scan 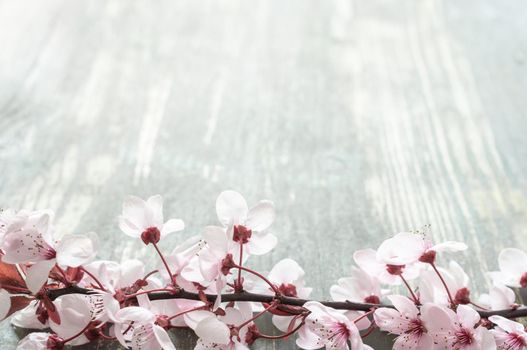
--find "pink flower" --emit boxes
[118,195,184,244]
[49,294,107,346]
[373,295,433,349]
[489,248,527,288]
[112,303,176,350]
[418,261,471,306]
[489,316,527,350]
[376,232,466,266]
[215,190,277,255]
[252,259,312,333]
[425,304,496,349]
[330,266,382,304]
[16,332,54,350]
[186,303,254,350]
[303,301,372,350]
[1,212,98,293]
[353,248,420,285]
[478,285,516,311]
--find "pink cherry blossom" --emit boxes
[16,332,54,350]
[376,232,466,266]
[49,294,106,346]
[425,304,496,349]
[118,195,184,244]
[373,295,433,349]
[1,213,98,294]
[112,304,176,350]
[330,266,382,304]
[215,190,277,255]
[353,248,420,285]
[303,301,372,350]
[489,316,527,350]
[478,284,516,311]
[489,248,527,288]
[186,303,254,350]
[11,301,49,329]
[418,261,471,306]
[253,259,312,333]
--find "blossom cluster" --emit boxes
[0,191,526,350]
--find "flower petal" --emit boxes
[387,295,418,319]
[56,232,98,267]
[499,248,527,277]
[456,305,480,328]
[267,259,304,285]
[153,324,176,350]
[195,316,231,344]
[247,232,277,255]
[246,200,275,232]
[0,289,11,321]
[161,219,184,237]
[146,195,164,227]
[489,315,526,333]
[216,191,248,226]
[26,260,55,294]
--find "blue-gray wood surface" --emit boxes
[1,0,526,348]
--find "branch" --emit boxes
[46,286,527,319]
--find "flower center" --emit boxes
[278,283,298,297]
[407,319,426,337]
[454,287,471,305]
[520,273,527,288]
[46,334,65,350]
[454,328,474,346]
[418,250,436,264]
[141,227,161,245]
[386,264,405,275]
[364,295,381,304]
[233,225,252,244]
[221,253,236,275]
[506,332,527,350]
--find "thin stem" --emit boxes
[80,267,107,291]
[237,242,244,291]
[430,263,454,306]
[54,264,68,280]
[152,242,176,286]
[237,300,278,330]
[63,321,93,343]
[143,269,159,280]
[399,275,419,304]
[257,320,305,340]
[167,305,207,321]
[361,325,376,339]
[352,309,375,324]
[234,265,279,295]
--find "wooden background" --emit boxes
[1,0,526,348]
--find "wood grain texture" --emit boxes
[1,0,526,348]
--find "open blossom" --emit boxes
[49,294,107,346]
[330,266,382,304]
[1,211,98,294]
[374,295,433,349]
[215,190,277,255]
[478,284,516,311]
[419,261,472,306]
[376,231,467,266]
[112,302,176,350]
[302,301,371,350]
[353,248,420,285]
[186,303,254,350]
[489,316,527,350]
[118,195,184,244]
[16,332,55,350]
[252,259,312,332]
[426,304,496,349]
[489,248,527,288]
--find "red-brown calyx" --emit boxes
[141,227,161,245]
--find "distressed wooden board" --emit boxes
[1,0,527,348]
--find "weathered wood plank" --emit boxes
[1,0,526,348]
